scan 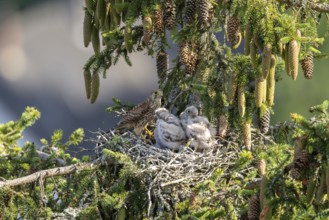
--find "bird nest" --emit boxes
[91,128,273,216]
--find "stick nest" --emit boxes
[91,127,273,216]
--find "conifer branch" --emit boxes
[0,161,99,188]
[278,0,329,13]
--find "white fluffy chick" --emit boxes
[154,108,187,151]
[180,106,215,150]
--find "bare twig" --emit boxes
[160,177,189,187]
[0,162,99,188]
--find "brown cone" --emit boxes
[248,194,261,220]
[291,148,309,180]
[143,16,152,45]
[227,15,240,47]
[164,0,176,30]
[156,50,169,80]
[179,41,190,65]
[185,52,197,75]
[153,5,164,35]
[198,0,209,26]
[184,0,196,24]
[301,53,313,79]
[259,108,270,134]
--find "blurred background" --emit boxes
[0,0,158,147]
[0,0,328,149]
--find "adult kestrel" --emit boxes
[180,106,215,150]
[116,90,163,136]
[154,108,187,151]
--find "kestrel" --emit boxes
[116,90,163,136]
[154,108,187,151]
[180,106,215,150]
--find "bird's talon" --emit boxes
[186,139,192,147]
[143,126,153,136]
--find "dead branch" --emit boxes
[0,161,99,188]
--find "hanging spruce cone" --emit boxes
[238,86,246,117]
[85,0,96,15]
[153,5,164,35]
[258,159,266,176]
[291,148,309,180]
[261,43,272,79]
[90,71,100,104]
[156,50,168,80]
[301,53,313,79]
[185,52,197,75]
[228,71,237,105]
[83,69,92,99]
[243,121,251,150]
[91,26,100,54]
[248,194,261,220]
[255,78,266,108]
[96,0,106,27]
[250,40,258,68]
[184,0,196,24]
[295,149,309,168]
[259,108,270,134]
[83,10,93,48]
[164,0,176,30]
[217,114,228,137]
[288,39,299,80]
[244,22,251,55]
[143,16,152,45]
[207,3,215,26]
[259,176,268,210]
[266,55,276,107]
[179,40,190,65]
[197,0,209,26]
[227,15,241,48]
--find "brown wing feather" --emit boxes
[116,99,152,129]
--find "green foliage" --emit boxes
[105,97,134,113]
[250,101,329,219]
[2,103,329,219]
[0,106,40,153]
[0,107,87,219]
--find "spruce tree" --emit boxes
[1,1,329,219]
